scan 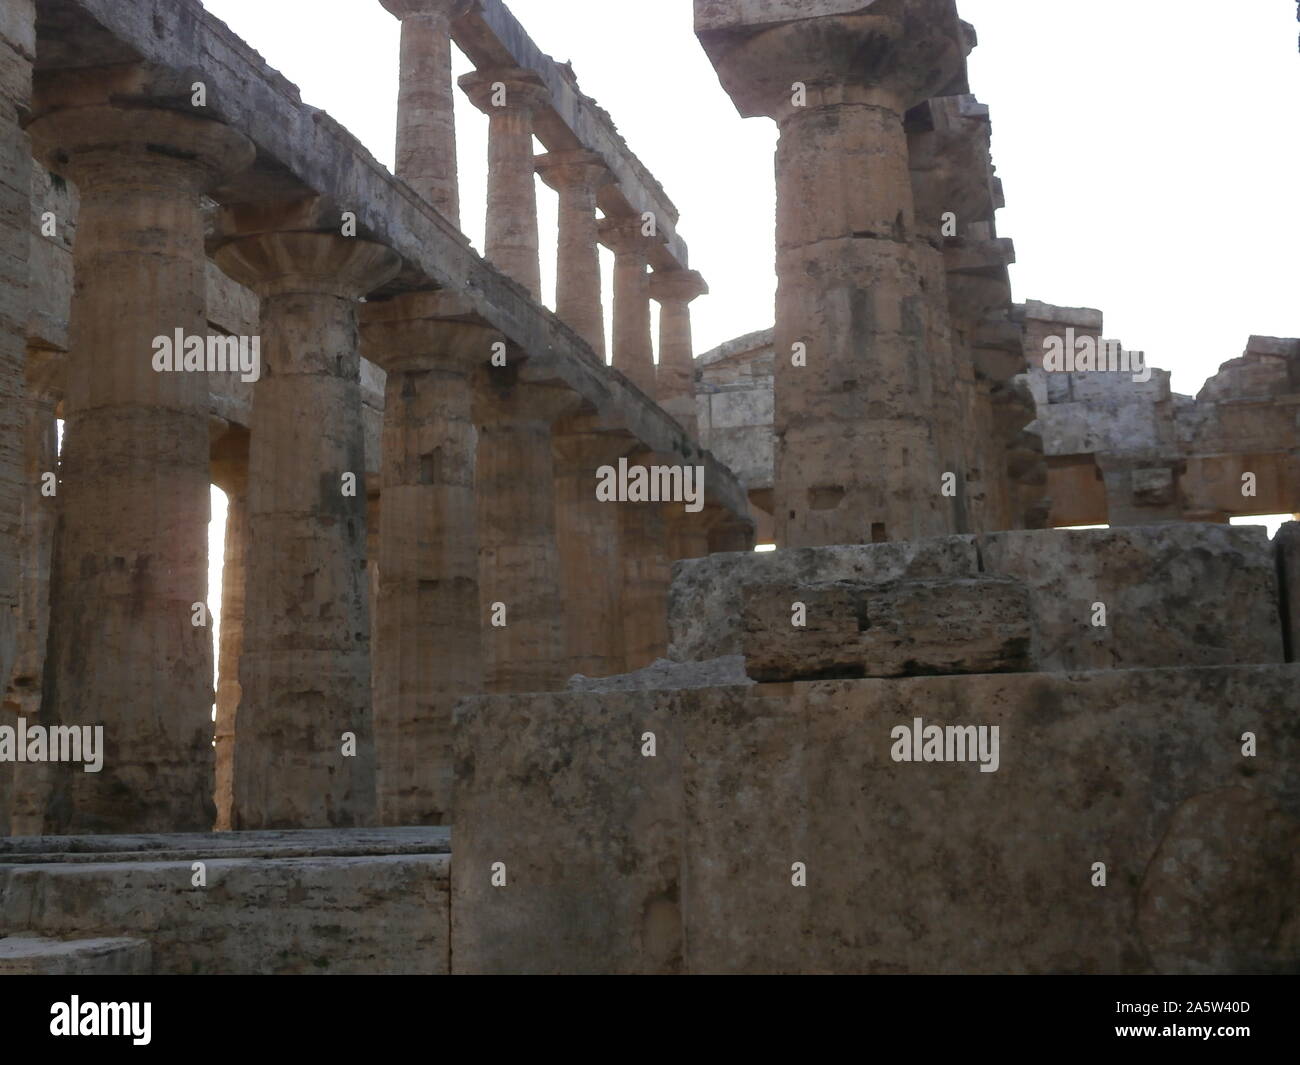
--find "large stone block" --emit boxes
[453,665,1300,974]
[0,935,151,975]
[741,576,1033,681]
[0,829,450,974]
[670,526,1285,672]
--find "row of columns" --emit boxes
[0,0,749,834]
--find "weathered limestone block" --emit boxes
[0,935,152,975]
[1137,788,1300,975]
[670,526,1286,672]
[27,104,254,834]
[0,831,451,974]
[454,664,1300,973]
[670,536,979,661]
[742,577,1032,681]
[452,691,685,974]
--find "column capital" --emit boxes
[598,215,662,260]
[535,149,614,194]
[212,231,401,300]
[360,289,503,374]
[649,268,709,306]
[459,68,551,117]
[378,0,469,22]
[700,3,966,123]
[26,105,254,191]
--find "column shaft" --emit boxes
[475,370,574,692]
[649,269,708,437]
[461,71,548,299]
[601,218,656,395]
[620,475,671,671]
[213,480,247,832]
[362,292,489,825]
[214,231,399,829]
[386,2,461,224]
[553,417,629,679]
[537,151,610,359]
[27,107,253,832]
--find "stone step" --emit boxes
[0,935,151,975]
[0,837,450,975]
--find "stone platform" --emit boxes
[0,828,450,974]
[453,664,1300,974]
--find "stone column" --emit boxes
[25,105,253,833]
[662,501,711,562]
[698,3,966,548]
[0,0,35,698]
[2,356,57,836]
[360,291,492,825]
[460,69,549,299]
[475,364,578,693]
[620,451,672,671]
[536,150,612,359]
[553,413,631,679]
[649,269,708,437]
[213,230,400,829]
[599,216,657,395]
[212,486,246,832]
[380,0,465,224]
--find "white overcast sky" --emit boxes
[199,0,1298,397]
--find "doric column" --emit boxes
[0,0,35,699]
[213,230,400,829]
[379,0,466,224]
[697,2,966,548]
[619,451,672,671]
[2,351,57,836]
[25,104,253,832]
[460,69,550,299]
[662,500,711,562]
[212,490,246,832]
[552,413,632,679]
[536,150,612,359]
[599,216,657,396]
[474,364,579,693]
[360,290,493,825]
[649,269,708,437]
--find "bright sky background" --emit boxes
[198,0,1298,399]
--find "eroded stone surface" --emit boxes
[454,664,1300,974]
[0,935,151,975]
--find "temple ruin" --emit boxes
[0,0,1296,975]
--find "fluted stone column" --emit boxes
[212,465,247,833]
[2,359,57,836]
[649,269,708,437]
[26,105,253,832]
[620,451,672,671]
[460,69,549,299]
[699,3,966,548]
[213,231,400,829]
[380,0,465,224]
[662,501,711,562]
[600,216,657,395]
[0,0,35,700]
[360,290,492,825]
[553,413,631,679]
[536,150,612,360]
[475,365,578,693]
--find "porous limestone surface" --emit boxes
[453,664,1300,974]
[670,525,1285,672]
[0,935,151,975]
